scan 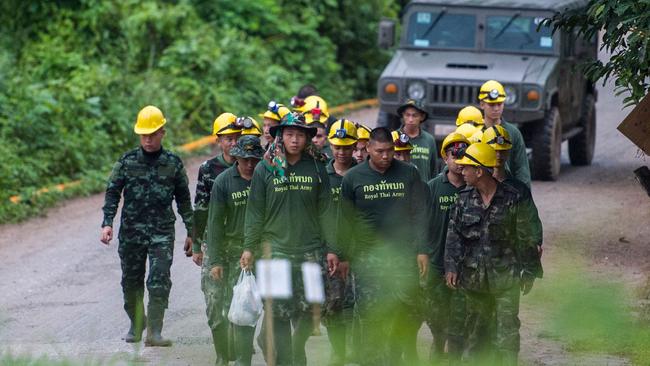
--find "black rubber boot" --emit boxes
[234,325,255,366]
[447,335,464,366]
[212,324,229,366]
[326,321,346,366]
[145,305,172,347]
[124,313,146,343]
[123,290,145,343]
[429,334,446,365]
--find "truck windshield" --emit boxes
[406,11,476,49]
[485,15,554,54]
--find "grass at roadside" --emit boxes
[528,254,650,364]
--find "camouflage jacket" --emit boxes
[193,154,232,252]
[444,181,542,293]
[101,147,193,235]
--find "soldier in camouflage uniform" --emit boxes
[243,112,331,366]
[206,135,264,366]
[191,112,242,362]
[444,143,543,365]
[100,105,193,347]
[336,127,431,365]
[483,125,543,257]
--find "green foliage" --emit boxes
[545,0,650,106]
[528,256,650,364]
[0,0,397,223]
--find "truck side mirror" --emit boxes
[378,19,396,49]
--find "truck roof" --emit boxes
[408,0,588,12]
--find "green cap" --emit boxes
[230,135,264,159]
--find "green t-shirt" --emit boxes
[324,159,356,246]
[399,128,438,182]
[243,153,331,256]
[336,159,431,267]
[501,120,531,188]
[427,167,465,275]
[325,159,357,203]
[206,164,252,266]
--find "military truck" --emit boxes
[376,0,597,180]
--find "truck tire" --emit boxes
[377,110,401,130]
[531,107,562,181]
[569,94,596,166]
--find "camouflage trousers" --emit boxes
[257,249,324,366]
[201,245,255,364]
[117,226,174,315]
[464,285,521,365]
[200,243,241,331]
[424,272,468,363]
[322,266,357,366]
[354,260,423,366]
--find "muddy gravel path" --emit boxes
[1,64,649,366]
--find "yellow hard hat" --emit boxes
[304,109,329,126]
[478,80,506,103]
[301,95,329,116]
[391,131,413,151]
[456,106,484,126]
[469,129,483,144]
[264,101,291,123]
[134,105,166,135]
[482,125,512,151]
[455,142,497,168]
[328,119,358,146]
[212,112,241,135]
[455,123,479,139]
[440,132,470,158]
[240,116,262,136]
[356,124,371,141]
[261,102,289,121]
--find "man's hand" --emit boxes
[192,252,203,266]
[100,226,113,245]
[326,253,340,277]
[184,237,193,257]
[521,275,535,295]
[445,272,458,289]
[417,254,429,279]
[240,250,254,270]
[210,266,224,281]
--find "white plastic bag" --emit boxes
[228,270,263,327]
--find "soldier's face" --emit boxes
[367,140,394,170]
[140,128,165,152]
[495,149,510,168]
[236,157,260,178]
[402,107,425,127]
[312,127,327,149]
[394,150,411,162]
[460,165,480,185]
[480,101,504,121]
[282,127,308,156]
[353,140,368,163]
[445,152,462,174]
[263,118,279,144]
[330,144,354,166]
[218,133,241,158]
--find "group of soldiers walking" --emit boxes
[100,80,543,366]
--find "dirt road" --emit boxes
[1,71,649,365]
